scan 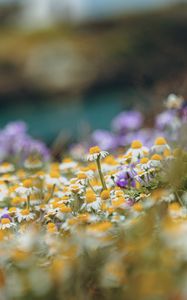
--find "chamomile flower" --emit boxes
[59,158,78,171]
[24,156,43,169]
[16,209,36,223]
[126,140,148,162]
[0,162,15,173]
[0,217,16,230]
[149,154,163,168]
[56,205,72,221]
[82,190,101,211]
[87,146,109,161]
[151,137,170,154]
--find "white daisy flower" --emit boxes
[148,154,163,168]
[24,157,43,169]
[151,137,170,154]
[126,140,149,162]
[87,146,109,161]
[16,209,36,223]
[59,159,78,171]
[0,162,15,173]
[0,217,16,230]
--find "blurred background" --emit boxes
[0,0,187,145]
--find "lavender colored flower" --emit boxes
[112,111,143,133]
[115,168,136,189]
[155,110,177,131]
[1,213,12,221]
[0,121,50,162]
[91,130,117,151]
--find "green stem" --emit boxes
[88,180,96,194]
[96,157,107,190]
[47,184,56,202]
[175,190,184,207]
[27,194,30,209]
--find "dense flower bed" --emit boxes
[0,95,187,300]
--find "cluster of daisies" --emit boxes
[0,136,175,231]
[0,128,187,299]
[0,92,187,299]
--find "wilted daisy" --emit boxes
[165,93,184,109]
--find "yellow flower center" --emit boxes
[151,154,162,161]
[1,218,10,225]
[131,140,143,149]
[9,207,17,213]
[154,137,167,146]
[21,209,30,216]
[1,162,11,168]
[86,191,96,203]
[60,206,71,213]
[23,179,33,188]
[133,202,143,212]
[63,158,72,163]
[100,189,110,200]
[77,173,87,180]
[104,155,117,165]
[112,197,125,207]
[169,202,181,211]
[89,146,101,155]
[140,157,149,164]
[50,171,60,178]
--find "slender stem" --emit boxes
[47,184,56,202]
[88,180,96,194]
[175,190,184,207]
[96,157,107,190]
[27,194,30,209]
[73,193,82,213]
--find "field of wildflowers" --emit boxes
[0,94,187,300]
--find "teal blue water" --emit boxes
[0,87,148,142]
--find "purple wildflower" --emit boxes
[1,214,12,221]
[91,130,117,151]
[155,110,177,131]
[0,121,50,162]
[115,168,136,189]
[112,111,143,133]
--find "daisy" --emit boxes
[126,140,148,162]
[149,154,163,168]
[82,190,101,211]
[0,162,15,173]
[87,146,109,162]
[24,156,43,169]
[151,137,170,154]
[16,209,36,223]
[136,157,150,171]
[56,205,72,221]
[59,158,78,171]
[0,217,16,230]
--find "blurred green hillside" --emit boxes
[0,3,187,142]
[0,4,187,95]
